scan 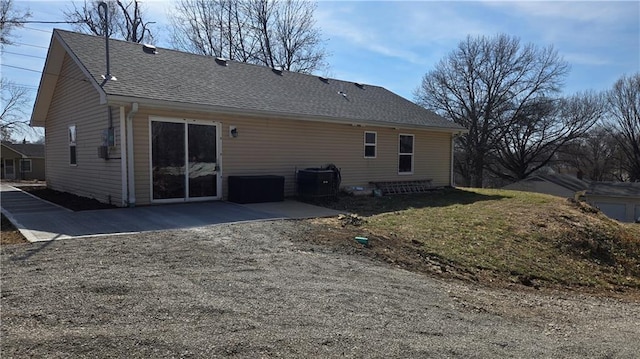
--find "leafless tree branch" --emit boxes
[415,34,569,187]
[63,0,154,43]
[169,0,326,74]
[606,73,640,181]
[0,78,39,141]
[0,0,31,47]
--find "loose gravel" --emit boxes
[2,220,639,358]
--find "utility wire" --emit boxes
[2,64,41,73]
[5,20,85,24]
[1,51,46,60]
[13,83,39,89]
[2,64,100,86]
[22,26,52,33]
[9,42,49,49]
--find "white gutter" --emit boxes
[126,103,138,207]
[119,106,127,206]
[105,95,469,134]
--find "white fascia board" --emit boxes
[105,95,468,134]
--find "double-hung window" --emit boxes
[69,125,77,165]
[364,131,377,158]
[398,134,414,174]
[19,159,32,172]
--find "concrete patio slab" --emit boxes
[1,184,343,242]
[241,200,344,219]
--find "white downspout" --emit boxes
[126,103,138,207]
[119,106,127,206]
[450,133,456,187]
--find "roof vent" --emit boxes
[319,76,329,83]
[142,44,157,54]
[338,91,348,99]
[272,66,283,75]
[215,57,228,66]
[354,82,365,89]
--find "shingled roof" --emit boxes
[31,29,465,132]
[1,142,45,158]
[587,182,640,198]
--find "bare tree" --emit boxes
[490,91,604,181]
[64,0,154,43]
[415,34,569,187]
[607,73,640,181]
[246,0,276,67]
[557,126,624,181]
[169,0,326,74]
[0,78,38,141]
[170,0,257,60]
[0,0,31,47]
[271,0,326,73]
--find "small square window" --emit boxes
[364,131,376,158]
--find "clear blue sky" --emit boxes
[2,1,639,141]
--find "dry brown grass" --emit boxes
[308,188,640,298]
[1,214,28,245]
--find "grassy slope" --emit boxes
[320,188,640,293]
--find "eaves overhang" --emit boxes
[105,94,468,134]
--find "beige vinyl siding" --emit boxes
[14,158,45,181]
[44,54,123,205]
[130,107,453,205]
[0,147,19,179]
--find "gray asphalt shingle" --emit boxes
[55,29,464,131]
[1,142,45,158]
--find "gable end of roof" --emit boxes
[30,29,107,127]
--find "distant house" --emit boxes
[29,29,466,207]
[505,174,640,223]
[586,182,640,223]
[503,173,589,199]
[0,141,45,181]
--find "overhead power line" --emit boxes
[2,64,98,86]
[5,20,85,24]
[1,64,42,73]
[9,42,49,49]
[22,26,52,33]
[2,51,46,60]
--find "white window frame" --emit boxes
[69,124,77,166]
[19,159,32,173]
[148,116,222,203]
[364,131,377,158]
[3,159,15,178]
[398,134,414,175]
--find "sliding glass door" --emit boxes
[188,124,218,198]
[151,118,220,202]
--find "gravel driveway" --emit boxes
[2,220,639,358]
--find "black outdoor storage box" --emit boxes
[228,175,285,204]
[297,168,337,199]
